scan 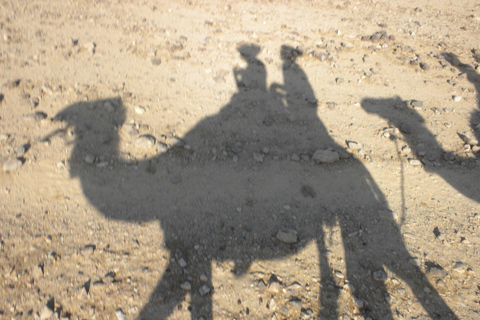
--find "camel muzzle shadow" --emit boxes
[53,44,459,320]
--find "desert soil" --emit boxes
[1,0,480,320]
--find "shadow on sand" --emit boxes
[53,44,460,319]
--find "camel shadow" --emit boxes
[53,44,458,319]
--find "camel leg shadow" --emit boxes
[137,257,213,320]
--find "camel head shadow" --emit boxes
[361,95,480,204]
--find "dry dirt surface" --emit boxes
[1,0,480,319]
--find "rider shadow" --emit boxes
[54,44,458,319]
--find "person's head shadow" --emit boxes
[51,44,459,320]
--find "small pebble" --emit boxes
[427,267,447,278]
[408,159,422,166]
[115,309,126,320]
[346,140,362,150]
[452,261,467,274]
[420,62,430,70]
[181,281,192,290]
[253,152,264,163]
[313,149,340,163]
[6,79,21,88]
[443,152,455,161]
[135,135,156,148]
[40,305,53,320]
[84,154,96,164]
[289,297,302,310]
[276,229,298,243]
[178,258,187,268]
[135,106,146,114]
[452,95,462,102]
[199,284,210,296]
[410,100,423,108]
[373,270,388,281]
[3,158,23,172]
[15,144,27,156]
[291,153,300,161]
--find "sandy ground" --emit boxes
[1,0,480,319]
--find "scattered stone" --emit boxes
[313,149,340,163]
[301,308,314,319]
[253,152,264,163]
[399,123,412,134]
[200,274,208,282]
[40,298,55,320]
[0,93,4,103]
[326,101,337,110]
[291,153,300,161]
[346,140,362,150]
[6,79,21,88]
[408,158,422,166]
[373,270,388,281]
[104,101,115,112]
[458,131,478,146]
[300,185,316,198]
[452,261,467,274]
[409,258,421,266]
[15,144,28,156]
[115,309,126,320]
[289,297,302,310]
[40,305,53,320]
[420,62,430,70]
[135,135,156,148]
[84,42,96,55]
[313,51,328,61]
[24,111,48,122]
[427,267,447,278]
[3,158,23,172]
[335,77,344,84]
[268,275,281,293]
[276,229,298,244]
[363,30,388,42]
[452,95,462,102]
[410,100,423,108]
[199,284,211,296]
[443,152,455,161]
[178,258,187,268]
[436,279,446,288]
[135,106,146,114]
[343,283,355,293]
[402,145,412,153]
[84,154,96,164]
[151,58,162,65]
[353,297,364,308]
[156,143,168,154]
[33,265,44,279]
[181,281,192,290]
[288,281,302,290]
[81,244,96,256]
